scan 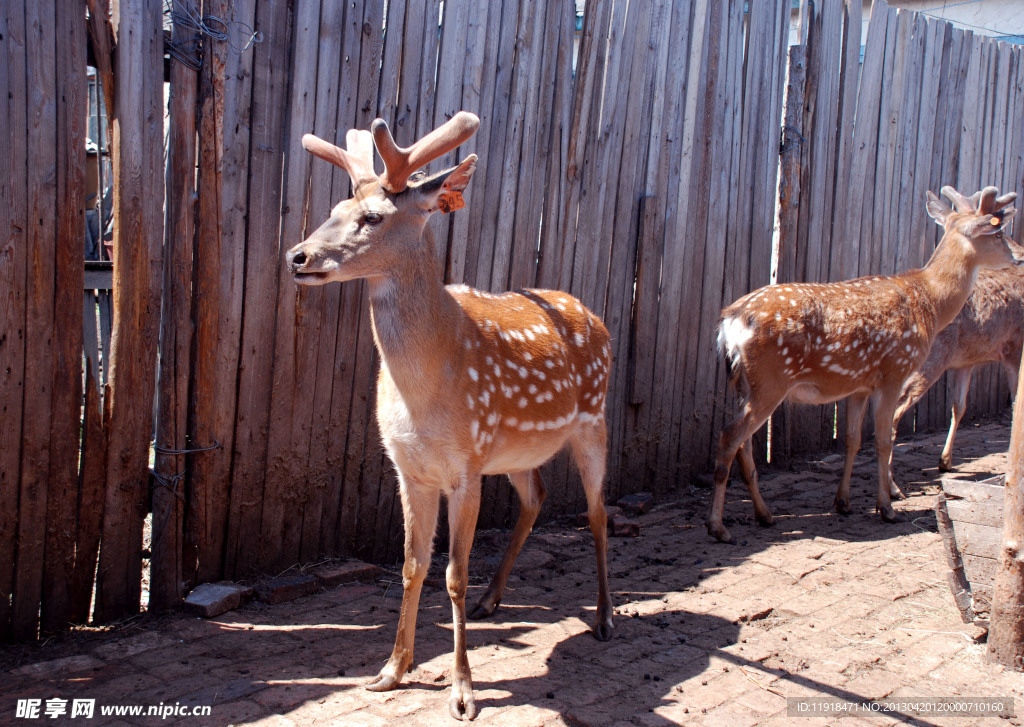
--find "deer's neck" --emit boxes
[367,231,464,411]
[918,232,982,332]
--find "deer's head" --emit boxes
[287,112,479,285]
[926,185,1023,270]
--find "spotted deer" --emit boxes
[286,112,613,720]
[891,264,1024,474]
[709,186,1021,544]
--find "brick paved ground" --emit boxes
[3,414,1024,726]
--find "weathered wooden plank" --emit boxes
[503,0,551,292]
[0,0,28,641]
[225,0,292,576]
[321,0,386,559]
[946,498,1004,530]
[535,0,577,292]
[845,2,888,278]
[150,7,199,613]
[42,0,87,632]
[643,0,707,489]
[307,0,379,563]
[430,0,472,283]
[556,0,611,297]
[187,0,249,583]
[963,552,998,586]
[860,5,899,278]
[95,0,164,623]
[599,0,659,502]
[958,38,985,194]
[526,0,572,291]
[685,0,745,479]
[936,492,977,624]
[11,0,58,640]
[617,0,676,488]
[942,475,1005,500]
[890,14,925,276]
[772,42,808,465]
[826,0,863,284]
[657,0,727,490]
[269,0,345,573]
[260,0,323,571]
[952,519,1003,561]
[471,0,522,294]
[205,0,259,579]
[459,3,500,292]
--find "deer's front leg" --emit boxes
[446,475,482,720]
[367,474,440,692]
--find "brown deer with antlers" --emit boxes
[286,112,613,720]
[891,264,1024,475]
[708,186,1022,544]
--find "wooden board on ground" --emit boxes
[936,474,1005,628]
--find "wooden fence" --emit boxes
[2,0,1023,641]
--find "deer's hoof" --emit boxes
[365,672,402,693]
[468,599,499,621]
[449,684,477,721]
[878,505,903,523]
[592,620,614,642]
[707,521,734,544]
[938,456,953,472]
[834,497,852,516]
[756,511,775,527]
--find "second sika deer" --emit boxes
[892,264,1024,474]
[709,186,1021,544]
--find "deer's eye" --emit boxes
[363,212,383,225]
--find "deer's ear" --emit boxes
[967,207,1017,236]
[411,154,478,213]
[926,190,952,227]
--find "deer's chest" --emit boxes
[375,374,470,489]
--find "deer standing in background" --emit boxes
[709,186,1021,544]
[286,112,613,721]
[891,264,1024,475]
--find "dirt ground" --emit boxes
[3,413,1024,726]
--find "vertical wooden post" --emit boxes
[0,0,29,641]
[989,357,1024,668]
[150,10,199,612]
[94,0,165,623]
[41,0,87,633]
[771,43,806,467]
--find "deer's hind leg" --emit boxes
[872,390,903,523]
[736,438,773,527]
[939,367,973,472]
[570,420,614,642]
[469,469,546,620]
[834,392,869,515]
[708,395,778,544]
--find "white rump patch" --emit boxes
[718,315,754,369]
